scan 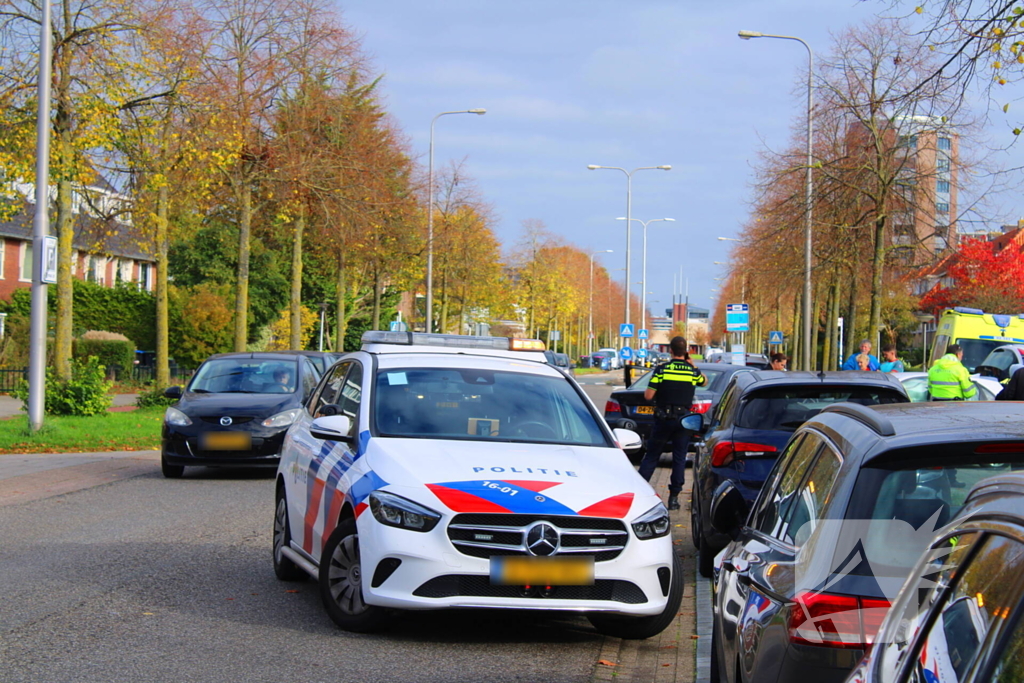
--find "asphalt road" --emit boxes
[0,377,655,683]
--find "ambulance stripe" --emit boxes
[578,492,634,519]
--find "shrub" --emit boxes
[12,356,113,416]
[136,385,177,408]
[74,331,136,377]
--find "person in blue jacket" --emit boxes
[841,339,880,371]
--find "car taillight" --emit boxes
[605,399,621,414]
[788,592,890,649]
[710,441,777,467]
[691,399,712,414]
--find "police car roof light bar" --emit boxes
[361,331,546,352]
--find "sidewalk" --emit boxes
[0,449,158,507]
[0,393,139,419]
[590,464,713,683]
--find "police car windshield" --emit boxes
[373,368,609,446]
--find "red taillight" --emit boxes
[605,399,621,414]
[691,399,712,414]
[788,592,890,649]
[975,443,1024,454]
[710,441,777,467]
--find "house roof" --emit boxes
[0,199,153,262]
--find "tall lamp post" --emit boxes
[617,216,674,341]
[588,250,613,355]
[738,29,814,370]
[587,164,671,341]
[426,108,486,333]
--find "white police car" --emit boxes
[272,332,682,638]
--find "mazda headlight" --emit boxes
[369,491,441,532]
[631,503,670,540]
[164,407,192,426]
[262,408,301,428]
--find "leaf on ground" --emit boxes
[285,589,300,593]
[690,634,700,639]
[598,660,617,667]
[142,612,154,615]
[662,664,672,667]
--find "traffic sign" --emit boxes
[731,343,746,367]
[619,323,634,338]
[637,328,649,340]
[619,346,633,361]
[636,348,648,359]
[726,303,749,332]
[768,330,784,345]
[389,320,408,332]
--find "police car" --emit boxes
[272,332,682,638]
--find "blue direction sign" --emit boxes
[619,346,633,361]
[619,323,635,338]
[768,330,784,345]
[637,328,649,340]
[389,320,408,332]
[636,348,648,359]
[726,303,750,332]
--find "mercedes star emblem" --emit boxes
[525,522,559,557]
[220,416,233,426]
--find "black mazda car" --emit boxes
[160,352,321,478]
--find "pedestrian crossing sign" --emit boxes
[768,330,784,345]
[638,329,649,340]
[619,324,634,338]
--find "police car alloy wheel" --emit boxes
[318,518,391,632]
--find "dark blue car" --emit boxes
[691,370,909,577]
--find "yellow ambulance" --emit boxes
[929,307,1024,372]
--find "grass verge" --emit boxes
[0,407,164,454]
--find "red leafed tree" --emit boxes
[919,238,1024,314]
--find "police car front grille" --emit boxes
[447,514,628,561]
[412,575,647,604]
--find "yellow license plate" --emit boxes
[490,556,595,586]
[635,405,655,415]
[201,432,252,450]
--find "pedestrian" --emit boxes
[856,353,873,371]
[928,344,977,400]
[638,335,707,511]
[842,339,880,370]
[996,366,1024,400]
[768,352,788,371]
[878,344,905,374]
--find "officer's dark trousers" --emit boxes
[638,417,690,494]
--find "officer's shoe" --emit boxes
[667,494,681,511]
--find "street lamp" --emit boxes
[426,108,486,333]
[588,250,613,355]
[717,236,742,242]
[587,164,671,339]
[739,29,814,370]
[616,216,674,341]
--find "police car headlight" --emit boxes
[631,503,671,540]
[369,491,441,532]
[262,409,301,428]
[164,407,192,426]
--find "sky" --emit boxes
[339,0,1024,323]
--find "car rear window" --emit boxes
[737,386,905,431]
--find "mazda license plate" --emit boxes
[635,405,654,415]
[201,432,252,450]
[490,556,594,586]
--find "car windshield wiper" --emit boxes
[218,390,258,394]
[191,388,211,393]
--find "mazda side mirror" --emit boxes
[710,480,749,540]
[164,386,183,400]
[310,415,354,442]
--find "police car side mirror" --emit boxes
[613,428,643,453]
[310,415,354,442]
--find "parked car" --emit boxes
[603,363,754,464]
[272,332,683,638]
[543,350,573,375]
[692,370,909,577]
[974,343,1024,382]
[706,352,771,369]
[593,347,621,370]
[289,350,344,376]
[161,352,322,477]
[848,469,1024,683]
[709,401,1024,683]
[893,371,998,402]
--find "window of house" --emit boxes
[938,137,952,150]
[118,259,131,283]
[71,250,77,276]
[139,263,152,291]
[937,202,950,214]
[94,256,106,285]
[937,180,950,193]
[0,240,6,280]
[19,241,32,281]
[937,157,951,171]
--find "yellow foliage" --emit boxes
[266,306,319,351]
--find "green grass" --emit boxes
[0,407,164,454]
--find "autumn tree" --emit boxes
[919,236,1024,312]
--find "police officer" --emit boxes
[928,344,977,400]
[638,335,707,511]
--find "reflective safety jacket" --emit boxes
[928,353,977,400]
[649,358,707,408]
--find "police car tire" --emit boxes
[273,490,307,582]
[319,518,391,632]
[161,453,184,479]
[587,552,683,640]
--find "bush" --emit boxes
[74,331,135,377]
[136,385,177,409]
[12,356,113,416]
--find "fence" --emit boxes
[0,364,193,391]
[0,368,26,393]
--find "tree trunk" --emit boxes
[233,183,251,351]
[439,270,449,334]
[791,289,802,370]
[289,208,304,349]
[869,215,886,348]
[845,272,858,360]
[155,185,170,387]
[823,281,835,375]
[334,250,346,351]
[371,267,381,331]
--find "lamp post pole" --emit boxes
[618,216,674,342]
[587,165,670,342]
[739,29,814,370]
[426,108,486,334]
[589,250,613,356]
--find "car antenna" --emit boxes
[818,369,827,380]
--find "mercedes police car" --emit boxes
[272,332,682,638]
